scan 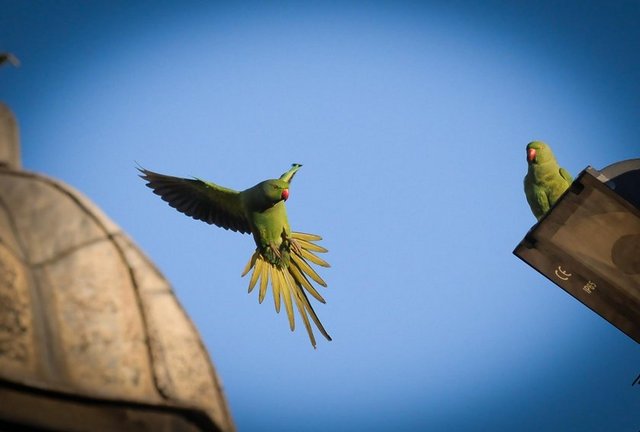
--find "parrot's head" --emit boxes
[526,141,554,165]
[266,163,302,203]
[261,179,291,204]
[252,164,302,209]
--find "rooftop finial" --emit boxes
[0,103,20,169]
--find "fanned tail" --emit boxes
[241,231,331,348]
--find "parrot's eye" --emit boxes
[281,189,289,201]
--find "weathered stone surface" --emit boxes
[0,173,108,265]
[38,238,155,399]
[0,196,25,260]
[114,234,234,429]
[0,243,34,377]
[0,103,234,431]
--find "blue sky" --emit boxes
[2,1,640,431]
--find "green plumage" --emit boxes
[139,163,331,348]
[523,141,573,220]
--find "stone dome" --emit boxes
[0,103,234,431]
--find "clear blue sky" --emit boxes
[2,1,640,431]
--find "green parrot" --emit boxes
[139,164,331,348]
[524,141,573,220]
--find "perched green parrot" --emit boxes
[524,141,573,220]
[139,164,331,348]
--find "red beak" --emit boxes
[527,148,536,162]
[281,189,289,201]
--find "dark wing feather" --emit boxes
[139,167,251,234]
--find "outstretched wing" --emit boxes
[138,167,251,234]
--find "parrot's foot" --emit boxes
[241,230,332,348]
[280,229,303,257]
[269,244,282,259]
[287,236,303,257]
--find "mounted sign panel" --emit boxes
[514,159,640,343]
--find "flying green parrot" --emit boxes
[524,141,573,220]
[139,164,331,348]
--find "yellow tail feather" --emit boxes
[288,263,325,303]
[299,248,330,268]
[258,260,269,304]
[242,251,258,277]
[277,269,295,331]
[290,253,327,287]
[294,238,328,253]
[289,273,316,348]
[248,254,262,293]
[267,265,280,313]
[291,231,322,242]
[241,234,331,348]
